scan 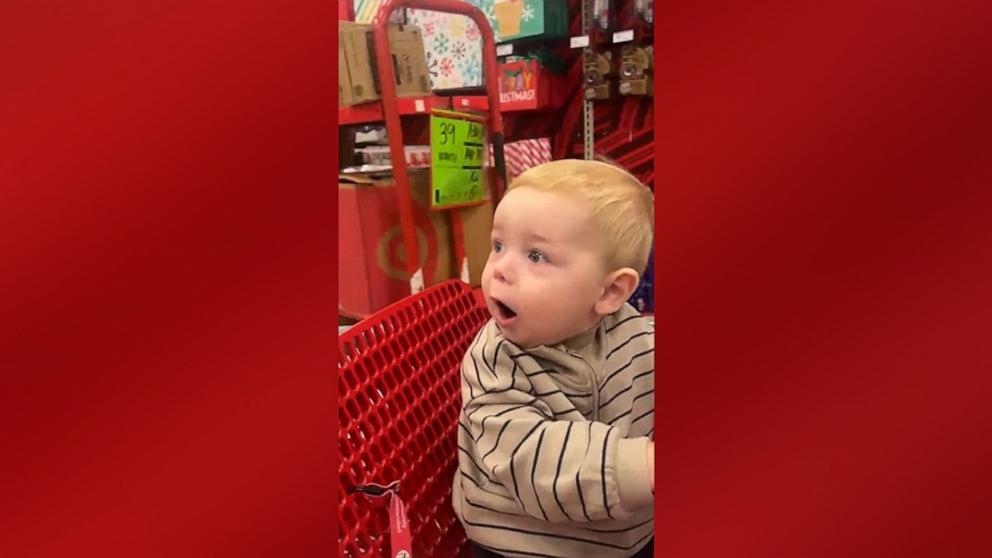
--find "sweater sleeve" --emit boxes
[460,326,652,523]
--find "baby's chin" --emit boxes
[497,327,536,348]
[498,328,527,346]
[500,328,562,350]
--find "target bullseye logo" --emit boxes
[377,225,430,281]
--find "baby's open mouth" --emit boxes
[494,299,517,320]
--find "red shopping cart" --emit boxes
[339,280,490,557]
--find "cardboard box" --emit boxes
[339,169,492,318]
[339,21,380,105]
[460,192,494,285]
[387,26,431,97]
[338,22,431,106]
[338,42,355,106]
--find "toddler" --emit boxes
[452,159,655,558]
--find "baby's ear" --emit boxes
[595,268,641,316]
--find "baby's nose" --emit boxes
[493,260,514,283]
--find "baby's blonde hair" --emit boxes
[507,159,654,275]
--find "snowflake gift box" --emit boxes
[406,8,484,90]
[350,0,566,90]
[351,0,482,90]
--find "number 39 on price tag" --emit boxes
[430,110,487,209]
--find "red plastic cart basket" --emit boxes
[339,280,490,557]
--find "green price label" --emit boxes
[430,113,486,209]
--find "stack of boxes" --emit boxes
[338,21,431,106]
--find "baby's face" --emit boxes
[482,187,609,348]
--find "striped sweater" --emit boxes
[452,304,654,558]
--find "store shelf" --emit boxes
[453,95,568,113]
[340,96,444,125]
[339,95,451,125]
[451,96,490,111]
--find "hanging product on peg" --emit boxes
[594,0,613,31]
[583,49,617,100]
[619,44,653,97]
[635,0,653,24]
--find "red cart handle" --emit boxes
[371,0,508,294]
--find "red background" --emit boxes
[2,0,991,557]
[0,1,337,556]
[655,1,992,556]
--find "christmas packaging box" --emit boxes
[351,0,406,24]
[406,9,484,90]
[484,0,568,43]
[498,137,552,180]
[398,1,568,90]
[497,58,565,111]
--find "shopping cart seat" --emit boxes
[339,280,491,557]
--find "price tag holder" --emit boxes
[496,44,513,56]
[430,110,487,209]
[570,35,590,48]
[612,29,634,43]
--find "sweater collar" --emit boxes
[525,318,607,372]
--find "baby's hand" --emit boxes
[647,440,654,493]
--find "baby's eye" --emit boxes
[528,249,548,263]
[493,240,504,253]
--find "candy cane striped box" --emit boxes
[497,137,552,180]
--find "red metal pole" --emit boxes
[339,0,353,20]
[372,0,506,147]
[372,0,505,294]
[371,3,420,293]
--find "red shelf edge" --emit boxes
[339,95,452,125]
[340,94,562,125]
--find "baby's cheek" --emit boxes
[479,273,491,296]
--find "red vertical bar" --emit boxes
[339,0,353,20]
[372,1,423,293]
[371,0,506,293]
[451,210,467,283]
